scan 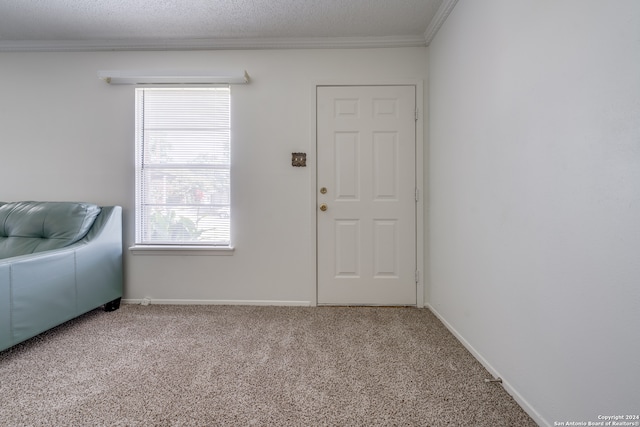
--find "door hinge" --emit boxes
[415,188,419,202]
[415,270,420,283]
[415,109,419,121]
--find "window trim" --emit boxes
[129,245,235,256]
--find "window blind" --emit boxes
[135,87,231,245]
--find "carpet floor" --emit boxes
[0,304,536,426]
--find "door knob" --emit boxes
[319,204,328,211]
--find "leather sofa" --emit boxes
[0,201,123,352]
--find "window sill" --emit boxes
[129,245,235,256]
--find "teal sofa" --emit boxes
[0,201,123,352]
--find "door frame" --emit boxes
[309,80,425,307]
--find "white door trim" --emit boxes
[309,80,425,307]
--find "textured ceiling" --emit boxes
[0,0,451,50]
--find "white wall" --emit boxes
[428,0,640,425]
[0,47,427,304]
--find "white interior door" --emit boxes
[317,85,417,305]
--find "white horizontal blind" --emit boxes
[135,87,231,245]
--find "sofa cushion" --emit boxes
[0,202,101,259]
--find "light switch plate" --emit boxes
[292,152,306,167]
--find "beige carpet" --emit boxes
[0,305,535,426]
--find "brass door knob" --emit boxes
[320,187,327,194]
[319,203,328,211]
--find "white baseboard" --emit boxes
[122,298,312,307]
[426,304,548,427]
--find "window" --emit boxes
[134,87,231,247]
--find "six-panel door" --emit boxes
[317,85,417,305]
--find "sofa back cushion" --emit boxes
[0,202,101,259]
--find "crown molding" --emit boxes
[424,0,459,46]
[0,35,428,52]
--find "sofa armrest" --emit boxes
[75,206,123,312]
